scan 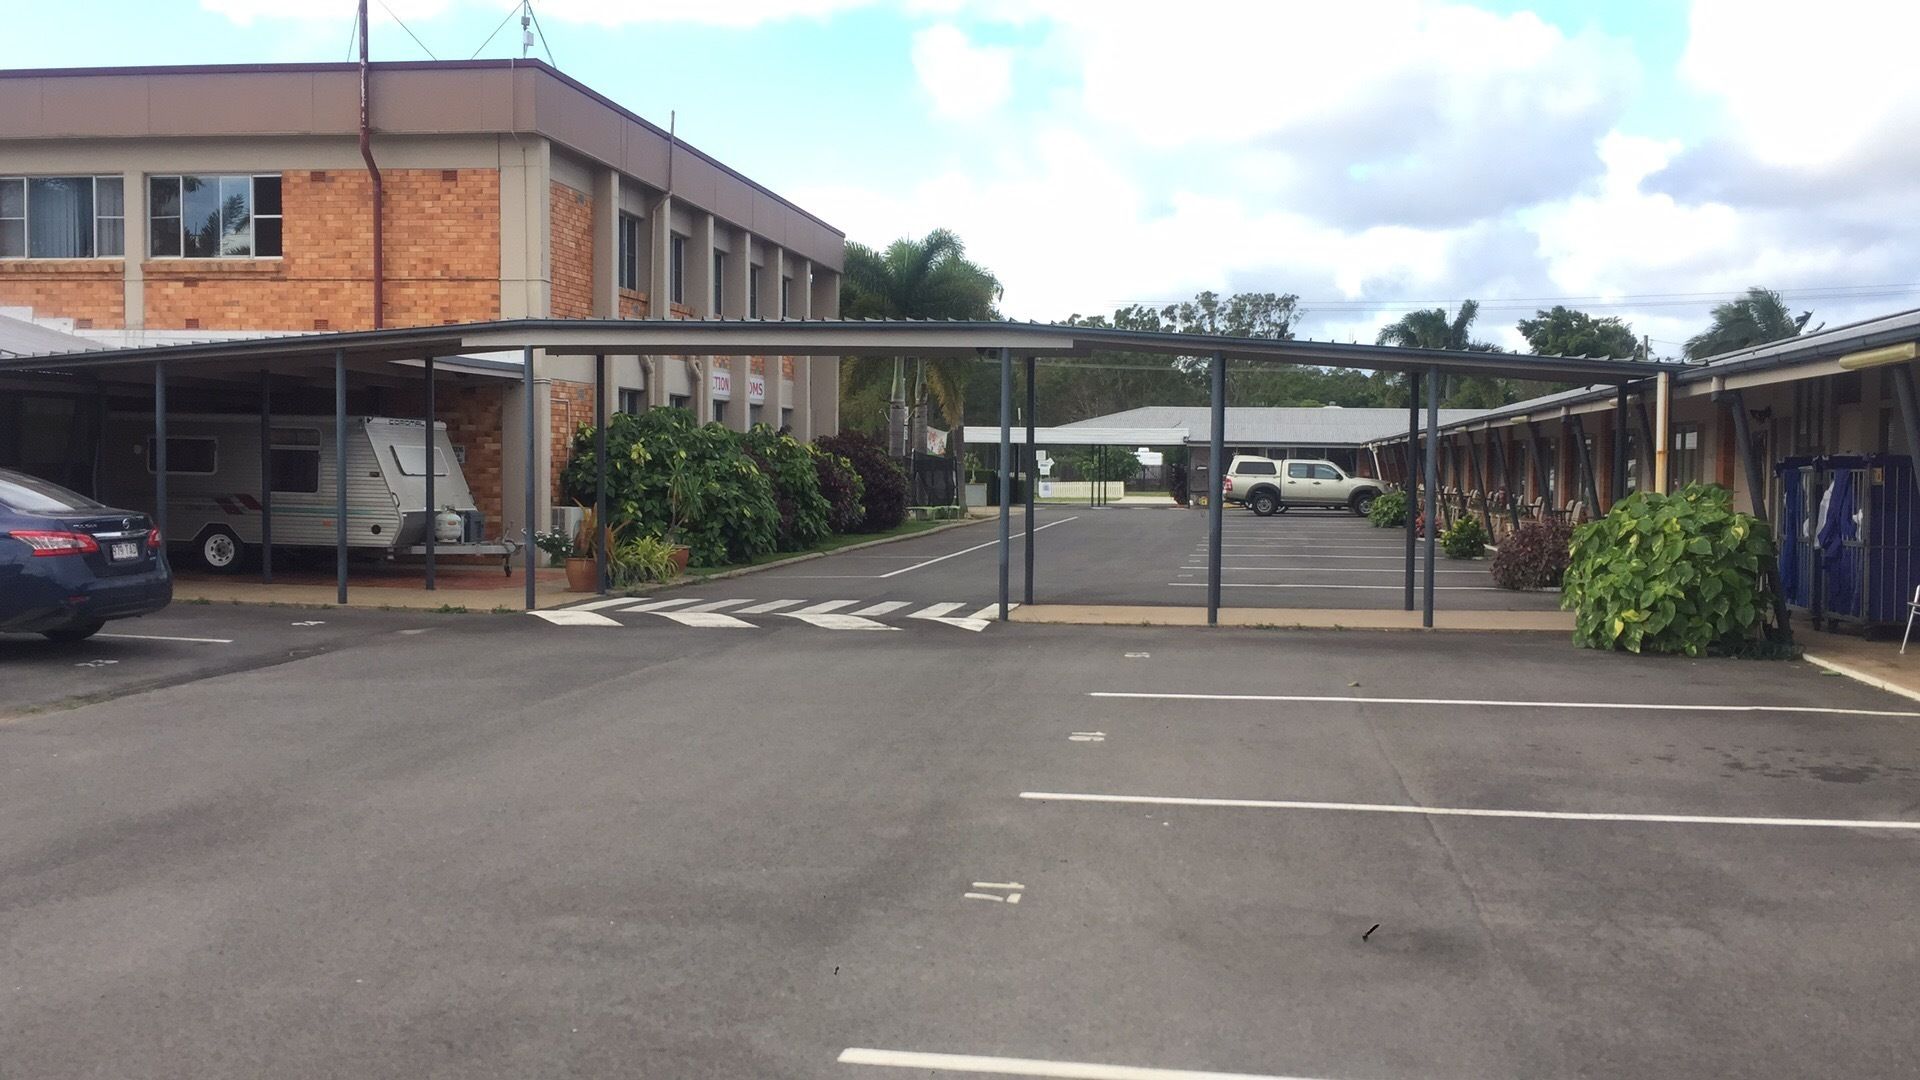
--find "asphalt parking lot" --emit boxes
[3,586,1919,1078]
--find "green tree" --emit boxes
[838,228,1003,504]
[1684,288,1814,361]
[1373,300,1516,407]
[1517,305,1640,359]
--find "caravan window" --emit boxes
[146,436,217,475]
[271,427,320,493]
[390,445,449,477]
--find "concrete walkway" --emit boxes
[1010,603,1575,631]
[1799,626,1920,703]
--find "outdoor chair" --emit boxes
[1903,585,1920,654]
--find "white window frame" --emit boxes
[0,175,125,259]
[617,212,642,292]
[147,173,282,260]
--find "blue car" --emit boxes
[1,468,172,642]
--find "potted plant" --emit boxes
[533,530,575,568]
[611,532,683,587]
[661,456,705,573]
[566,505,605,592]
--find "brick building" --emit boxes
[0,60,843,541]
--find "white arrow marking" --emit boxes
[653,610,756,628]
[618,597,698,613]
[850,600,911,617]
[738,599,804,614]
[527,609,622,626]
[683,598,752,612]
[905,601,996,632]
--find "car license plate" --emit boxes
[110,541,139,561]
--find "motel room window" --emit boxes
[780,407,793,431]
[618,388,646,415]
[617,212,642,292]
[713,251,727,314]
[669,393,691,411]
[145,436,218,475]
[269,428,321,494]
[0,176,125,258]
[712,400,727,425]
[748,265,762,318]
[669,235,687,305]
[149,174,282,258]
[749,403,763,426]
[1671,424,1702,487]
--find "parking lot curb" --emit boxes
[1803,653,1920,705]
[1008,604,1575,632]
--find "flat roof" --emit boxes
[0,318,1683,385]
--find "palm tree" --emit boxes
[840,228,1002,505]
[1684,288,1814,361]
[1375,300,1508,405]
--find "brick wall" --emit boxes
[549,379,595,499]
[0,260,124,327]
[550,181,592,319]
[618,288,649,318]
[443,383,505,538]
[141,168,500,331]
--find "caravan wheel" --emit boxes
[194,526,247,573]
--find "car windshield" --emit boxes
[0,471,107,514]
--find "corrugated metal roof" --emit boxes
[1057,406,1481,446]
[0,314,103,357]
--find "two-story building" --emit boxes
[0,59,843,542]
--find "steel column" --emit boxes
[1404,371,1419,611]
[1523,420,1547,507]
[259,370,272,584]
[153,362,167,542]
[523,346,537,611]
[1208,351,1225,626]
[1613,385,1628,510]
[1723,386,1793,641]
[424,353,436,591]
[1570,415,1601,516]
[1891,364,1920,503]
[334,348,348,605]
[1465,427,1492,535]
[1423,365,1439,627]
[1024,355,1035,606]
[998,347,1012,620]
[1490,429,1520,529]
[1635,391,1656,493]
[594,353,608,594]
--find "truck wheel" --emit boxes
[1249,490,1280,517]
[194,526,247,573]
[1351,490,1379,517]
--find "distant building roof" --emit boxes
[1056,405,1482,447]
[0,314,102,357]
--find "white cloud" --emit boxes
[534,0,878,28]
[910,24,1013,120]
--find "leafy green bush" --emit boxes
[741,424,831,551]
[1490,519,1573,590]
[1440,514,1487,558]
[816,431,908,532]
[610,532,683,587]
[1367,489,1408,528]
[1562,484,1779,656]
[814,449,867,533]
[559,407,779,568]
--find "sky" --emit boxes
[16,0,1920,355]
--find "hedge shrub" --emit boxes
[1562,484,1779,656]
[814,449,867,534]
[1441,514,1488,559]
[1367,489,1408,528]
[1490,519,1573,590]
[559,407,779,567]
[741,424,832,552]
[815,431,908,532]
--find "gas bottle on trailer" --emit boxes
[434,509,464,543]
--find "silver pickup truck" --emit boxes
[1222,455,1384,516]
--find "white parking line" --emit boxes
[878,517,1078,578]
[95,632,235,644]
[1088,690,1920,718]
[1180,566,1485,574]
[838,1047,1312,1079]
[1168,582,1503,591]
[1019,791,1920,831]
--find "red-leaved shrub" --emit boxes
[1490,519,1574,590]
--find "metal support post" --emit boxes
[259,370,272,584]
[1490,430,1520,529]
[1570,415,1601,516]
[1423,365,1439,628]
[1024,355,1035,606]
[1208,351,1225,626]
[1655,370,1672,493]
[334,348,348,605]
[523,347,537,611]
[424,353,436,591]
[998,347,1012,620]
[1523,420,1547,507]
[1465,427,1492,536]
[1613,384,1629,510]
[1404,371,1419,611]
[1722,386,1793,641]
[154,362,167,542]
[594,353,608,594]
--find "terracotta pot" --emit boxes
[669,545,691,574]
[564,557,598,592]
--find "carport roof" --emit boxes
[0,317,1682,384]
[1054,405,1485,446]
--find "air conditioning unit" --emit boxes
[550,505,583,539]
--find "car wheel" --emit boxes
[1351,490,1378,516]
[43,619,105,643]
[195,526,246,573]
[1249,490,1280,517]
